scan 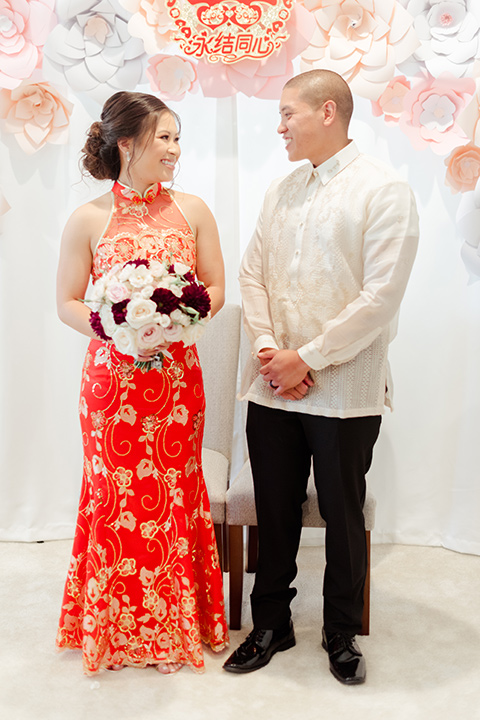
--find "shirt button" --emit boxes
[299,222,304,228]
[307,197,312,202]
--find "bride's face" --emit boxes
[125,112,181,187]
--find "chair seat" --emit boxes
[202,447,229,524]
[226,460,376,529]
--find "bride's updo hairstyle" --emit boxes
[81,91,179,181]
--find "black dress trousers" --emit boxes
[246,401,381,636]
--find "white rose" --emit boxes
[148,260,168,278]
[158,313,172,328]
[99,305,117,337]
[119,264,135,282]
[140,285,154,298]
[163,323,183,343]
[173,261,191,276]
[128,265,154,288]
[126,297,157,329]
[181,321,206,346]
[90,277,107,302]
[170,308,190,327]
[112,326,137,357]
[106,282,130,303]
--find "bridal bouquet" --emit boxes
[86,259,211,371]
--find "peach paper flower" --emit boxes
[119,0,175,53]
[197,2,315,99]
[299,0,419,101]
[371,74,410,123]
[0,79,73,153]
[445,142,480,193]
[0,0,56,89]
[399,71,475,154]
[147,54,197,100]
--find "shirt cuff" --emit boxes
[298,342,329,371]
[253,335,279,357]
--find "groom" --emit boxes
[223,69,419,684]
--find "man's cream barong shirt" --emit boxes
[239,142,419,418]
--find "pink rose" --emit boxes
[163,323,183,343]
[137,323,165,350]
[445,143,480,194]
[106,282,130,303]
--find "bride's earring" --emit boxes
[126,151,131,163]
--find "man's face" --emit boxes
[277,87,328,166]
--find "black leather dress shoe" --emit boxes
[322,628,366,685]
[223,621,295,673]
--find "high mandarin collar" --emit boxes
[112,181,164,204]
[305,141,360,186]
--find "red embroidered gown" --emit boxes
[56,181,229,674]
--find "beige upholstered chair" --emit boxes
[226,460,376,634]
[196,303,241,570]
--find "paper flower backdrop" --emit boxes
[456,181,480,276]
[0,78,73,153]
[299,0,419,101]
[120,0,175,53]
[196,3,314,99]
[0,0,56,89]
[42,0,145,104]
[147,54,197,100]
[398,0,480,78]
[445,142,480,193]
[398,71,474,154]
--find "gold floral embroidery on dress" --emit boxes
[56,184,229,674]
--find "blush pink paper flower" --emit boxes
[0,79,73,153]
[444,142,480,194]
[119,0,175,53]
[371,74,411,123]
[0,0,57,89]
[197,2,314,99]
[299,0,419,101]
[146,54,197,100]
[399,71,475,154]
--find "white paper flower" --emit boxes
[42,0,145,105]
[398,0,480,78]
[299,0,420,101]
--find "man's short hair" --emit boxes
[284,70,354,128]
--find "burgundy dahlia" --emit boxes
[151,288,180,314]
[125,259,149,267]
[89,311,110,341]
[112,299,129,324]
[181,283,211,318]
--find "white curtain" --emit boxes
[1,89,479,555]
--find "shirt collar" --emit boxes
[305,141,359,186]
[112,181,163,204]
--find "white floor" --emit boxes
[1,540,480,720]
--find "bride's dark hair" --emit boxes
[81,91,180,181]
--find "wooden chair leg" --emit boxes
[228,525,244,630]
[246,525,258,573]
[214,523,224,572]
[222,522,229,573]
[359,530,371,636]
